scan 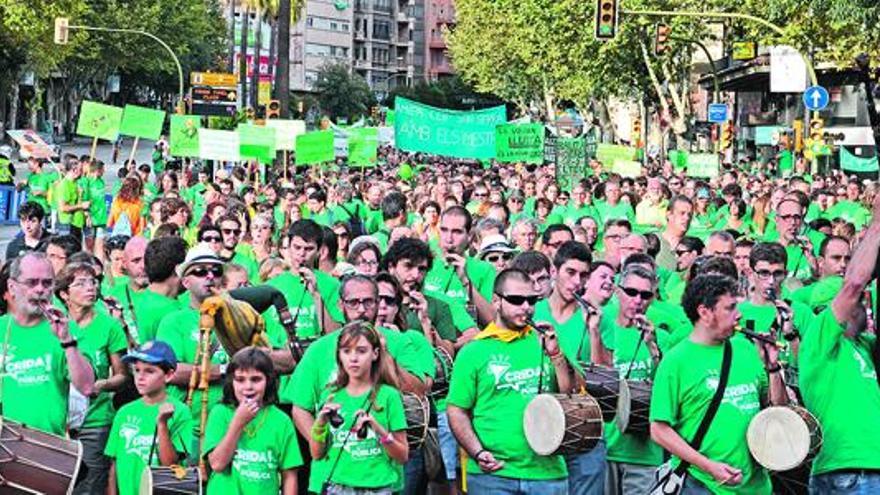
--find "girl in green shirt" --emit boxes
[204,347,302,495]
[310,321,409,494]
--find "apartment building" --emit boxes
[424,0,454,81]
[351,0,423,91]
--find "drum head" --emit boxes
[523,394,565,456]
[615,379,631,433]
[139,467,153,495]
[747,406,812,471]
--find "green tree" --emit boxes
[313,63,376,122]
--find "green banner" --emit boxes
[386,109,395,127]
[595,143,637,169]
[556,137,588,191]
[393,97,506,159]
[841,147,879,173]
[76,101,123,141]
[169,115,201,157]
[584,129,599,161]
[494,123,544,163]
[755,126,786,146]
[295,130,335,165]
[687,153,720,178]
[348,127,379,167]
[238,124,277,163]
[668,149,689,169]
[119,104,166,140]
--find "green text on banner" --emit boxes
[393,97,506,160]
[495,124,544,164]
[119,105,166,140]
[169,115,202,157]
[76,101,123,141]
[295,130,335,165]
[556,137,588,191]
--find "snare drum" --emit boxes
[0,420,82,495]
[139,465,203,495]
[617,379,653,435]
[580,364,621,423]
[747,405,823,472]
[430,347,454,398]
[402,392,430,451]
[523,393,604,456]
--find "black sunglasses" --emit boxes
[496,293,540,306]
[202,235,222,243]
[619,286,654,300]
[187,266,224,278]
[222,228,242,236]
[378,295,399,306]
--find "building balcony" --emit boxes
[428,36,446,48]
[396,11,411,22]
[430,63,453,75]
[435,13,456,24]
[355,31,367,41]
[354,59,369,68]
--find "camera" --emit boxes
[328,410,344,428]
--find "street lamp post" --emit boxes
[54,19,186,114]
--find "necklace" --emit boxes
[244,408,268,439]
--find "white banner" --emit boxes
[198,129,240,161]
[770,45,807,93]
[265,119,305,151]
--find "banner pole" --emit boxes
[127,136,140,166]
[88,136,99,164]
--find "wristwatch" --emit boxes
[60,339,78,349]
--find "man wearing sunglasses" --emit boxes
[447,268,575,494]
[662,236,704,305]
[738,242,811,369]
[155,243,229,458]
[768,196,821,286]
[604,265,670,494]
[215,213,258,280]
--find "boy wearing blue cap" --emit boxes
[104,341,194,495]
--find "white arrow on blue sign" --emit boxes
[803,86,829,111]
[707,103,729,123]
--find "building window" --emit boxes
[307,16,351,32]
[373,21,390,40]
[306,43,350,58]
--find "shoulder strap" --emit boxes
[677,340,732,473]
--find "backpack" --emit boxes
[340,203,367,238]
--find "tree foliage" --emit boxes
[313,63,376,122]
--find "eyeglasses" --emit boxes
[484,253,513,263]
[357,259,379,267]
[619,286,655,300]
[777,214,804,222]
[222,228,242,236]
[755,269,786,280]
[496,293,540,306]
[70,278,99,289]
[253,224,271,231]
[378,295,399,306]
[202,235,222,243]
[187,266,224,278]
[15,278,54,289]
[342,297,378,309]
[473,192,488,198]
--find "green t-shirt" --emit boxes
[230,248,261,284]
[422,256,496,305]
[83,176,109,226]
[124,288,182,344]
[446,332,568,480]
[70,311,128,428]
[316,385,407,490]
[403,293,467,342]
[0,316,71,435]
[533,300,596,367]
[265,271,344,338]
[650,336,771,494]
[604,321,670,466]
[203,404,303,494]
[104,397,193,495]
[27,170,58,215]
[595,200,635,226]
[738,299,812,367]
[799,308,880,475]
[155,307,230,436]
[57,177,85,227]
[825,200,871,230]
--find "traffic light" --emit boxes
[809,117,825,142]
[632,118,642,140]
[267,99,281,119]
[371,106,379,120]
[595,0,619,41]
[792,119,804,153]
[54,18,69,45]
[720,122,734,149]
[654,24,671,55]
[245,107,256,121]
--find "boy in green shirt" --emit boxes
[56,156,90,241]
[105,341,193,495]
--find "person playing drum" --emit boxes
[798,193,880,494]
[447,268,576,494]
[602,264,671,494]
[105,341,193,495]
[533,241,610,495]
[203,347,303,495]
[650,274,788,494]
[309,321,409,495]
[1,252,96,435]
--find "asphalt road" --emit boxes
[1,137,156,261]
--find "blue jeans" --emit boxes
[565,440,607,495]
[810,471,880,494]
[467,473,568,495]
[403,447,425,495]
[72,426,111,494]
[437,410,459,480]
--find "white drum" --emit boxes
[523,393,604,456]
[746,406,823,472]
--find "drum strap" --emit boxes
[676,340,732,475]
